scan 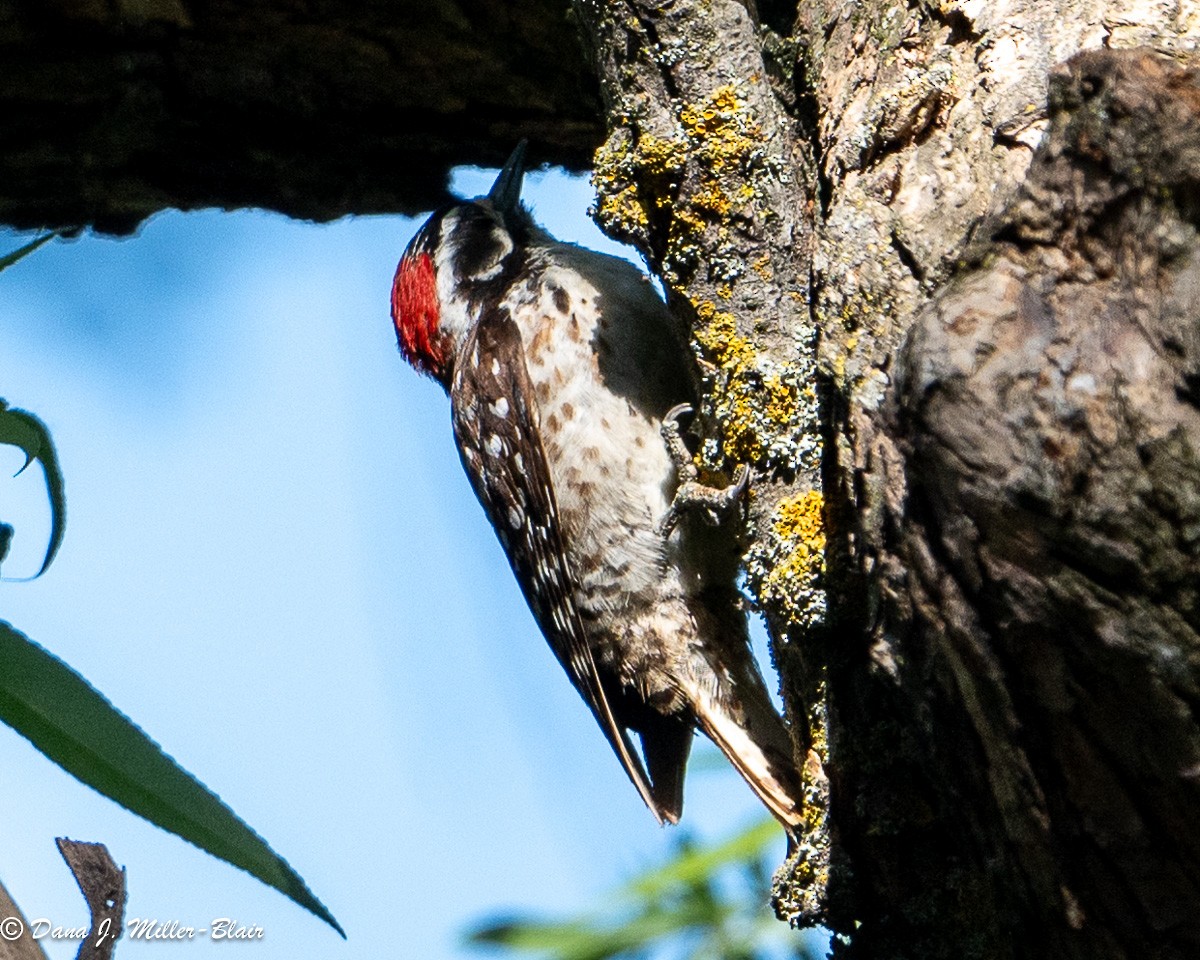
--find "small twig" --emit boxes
[55,840,125,960]
[0,877,50,960]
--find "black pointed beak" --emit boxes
[486,140,528,216]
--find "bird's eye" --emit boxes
[453,209,513,282]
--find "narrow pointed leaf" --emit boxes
[0,234,54,273]
[0,401,65,577]
[621,818,779,901]
[467,904,716,960]
[464,815,783,960]
[0,622,343,936]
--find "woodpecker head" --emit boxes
[391,141,540,387]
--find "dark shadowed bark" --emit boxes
[839,51,1200,959]
[0,0,602,232]
[3,1,1200,957]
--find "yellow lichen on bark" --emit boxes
[591,131,688,242]
[692,300,803,468]
[590,83,779,284]
[747,491,827,631]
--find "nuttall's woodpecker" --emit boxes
[390,143,803,830]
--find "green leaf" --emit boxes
[469,902,720,960]
[0,400,65,578]
[0,234,54,273]
[0,234,55,273]
[465,817,786,960]
[0,621,343,936]
[620,818,781,902]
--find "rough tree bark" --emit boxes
[572,5,1200,958]
[831,47,1200,960]
[0,0,603,231]
[3,1,1200,958]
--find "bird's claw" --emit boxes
[657,406,750,538]
[661,404,697,482]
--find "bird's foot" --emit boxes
[660,404,699,481]
[658,404,750,537]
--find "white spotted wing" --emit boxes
[449,304,665,821]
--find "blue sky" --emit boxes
[0,167,802,959]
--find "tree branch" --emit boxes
[0,0,602,233]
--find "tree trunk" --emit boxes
[573,2,1200,958]
[3,1,1200,956]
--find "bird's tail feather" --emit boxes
[638,713,694,824]
[693,688,805,831]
